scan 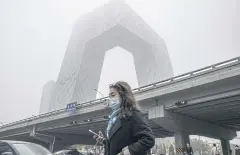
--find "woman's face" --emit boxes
[109,87,120,99]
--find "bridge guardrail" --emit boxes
[132,57,240,93]
[0,57,239,129]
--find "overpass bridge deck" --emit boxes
[167,93,240,130]
[39,118,173,138]
[0,56,240,140]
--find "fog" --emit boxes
[0,0,239,127]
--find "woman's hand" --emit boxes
[93,131,105,144]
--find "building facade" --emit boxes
[47,0,174,111]
[39,80,55,114]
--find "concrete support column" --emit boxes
[221,139,230,155]
[174,132,190,155]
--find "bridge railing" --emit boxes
[132,57,240,93]
[0,57,239,129]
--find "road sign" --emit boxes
[66,102,77,112]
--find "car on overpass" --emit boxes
[0,140,53,155]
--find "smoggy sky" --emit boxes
[0,0,239,129]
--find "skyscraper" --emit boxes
[39,80,55,114]
[47,0,174,112]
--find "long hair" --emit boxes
[109,81,139,118]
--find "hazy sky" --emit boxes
[0,0,239,129]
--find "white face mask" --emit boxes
[108,97,121,110]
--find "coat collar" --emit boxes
[108,116,123,140]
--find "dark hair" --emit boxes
[109,81,138,117]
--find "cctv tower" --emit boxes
[48,0,174,111]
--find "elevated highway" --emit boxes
[0,57,240,153]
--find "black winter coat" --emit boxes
[104,110,155,155]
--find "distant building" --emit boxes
[39,81,55,114]
[45,0,173,112]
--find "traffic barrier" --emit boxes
[175,148,185,153]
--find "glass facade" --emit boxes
[43,0,173,112]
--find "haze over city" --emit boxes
[0,0,239,144]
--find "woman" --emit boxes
[94,81,155,155]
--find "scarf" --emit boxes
[106,108,121,139]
